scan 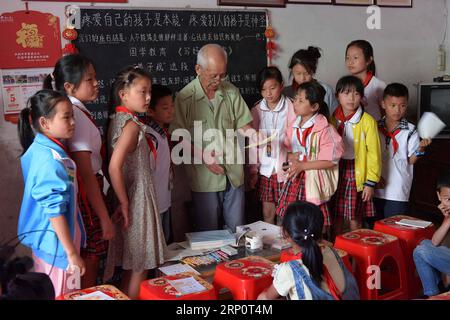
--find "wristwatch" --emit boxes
[415,150,426,157]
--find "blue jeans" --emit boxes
[413,239,450,296]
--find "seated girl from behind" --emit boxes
[258,201,359,300]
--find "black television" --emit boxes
[418,83,450,138]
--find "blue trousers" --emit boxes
[191,180,244,232]
[373,198,409,219]
[413,239,450,296]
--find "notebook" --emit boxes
[395,219,432,229]
[185,230,236,250]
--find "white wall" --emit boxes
[0,0,447,251]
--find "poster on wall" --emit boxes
[0,10,61,69]
[1,68,52,124]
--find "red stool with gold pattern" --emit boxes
[374,215,435,299]
[334,229,408,300]
[212,256,275,300]
[280,247,353,273]
[57,284,130,300]
[139,272,217,300]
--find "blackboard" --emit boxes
[74,8,268,133]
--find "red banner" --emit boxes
[0,10,61,69]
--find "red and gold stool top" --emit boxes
[219,256,275,279]
[427,291,450,300]
[58,284,130,300]
[340,229,397,246]
[378,215,434,230]
[145,272,213,297]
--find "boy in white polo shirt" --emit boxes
[143,84,175,244]
[374,83,431,218]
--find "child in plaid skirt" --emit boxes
[276,81,344,231]
[250,66,296,224]
[330,76,381,236]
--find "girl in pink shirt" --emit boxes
[277,81,344,232]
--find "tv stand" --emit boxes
[410,138,450,223]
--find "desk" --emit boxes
[193,245,281,278]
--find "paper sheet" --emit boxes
[395,219,432,229]
[167,277,206,295]
[73,291,115,300]
[158,263,200,275]
[417,112,446,139]
[236,221,282,245]
[165,242,209,261]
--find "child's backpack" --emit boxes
[288,247,360,300]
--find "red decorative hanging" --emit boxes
[62,28,78,41]
[265,25,277,66]
[62,43,78,55]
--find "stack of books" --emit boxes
[186,230,237,250]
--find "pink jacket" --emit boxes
[285,114,344,163]
[250,97,296,182]
[286,114,344,204]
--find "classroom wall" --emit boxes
[0,0,448,254]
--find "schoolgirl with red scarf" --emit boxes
[331,76,381,236]
[276,81,344,231]
[105,66,166,299]
[345,40,386,121]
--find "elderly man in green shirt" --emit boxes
[170,43,254,232]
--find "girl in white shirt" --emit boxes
[345,40,386,121]
[250,66,295,224]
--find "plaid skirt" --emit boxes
[79,174,108,259]
[257,174,283,203]
[276,172,331,226]
[333,159,376,220]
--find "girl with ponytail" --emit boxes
[258,201,359,300]
[45,54,115,289]
[276,81,344,233]
[17,89,86,297]
[345,40,386,120]
[284,46,338,113]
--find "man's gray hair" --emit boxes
[196,43,228,68]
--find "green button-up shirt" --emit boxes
[170,77,253,192]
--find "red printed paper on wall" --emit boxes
[0,10,61,69]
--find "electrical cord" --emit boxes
[1,229,59,277]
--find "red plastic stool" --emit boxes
[374,215,435,299]
[280,247,353,273]
[57,284,130,300]
[139,272,217,300]
[427,291,450,300]
[213,256,275,300]
[334,229,408,300]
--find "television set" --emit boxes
[418,83,450,138]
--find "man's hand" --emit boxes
[206,163,225,175]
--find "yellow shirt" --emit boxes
[170,77,253,192]
[331,111,381,192]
